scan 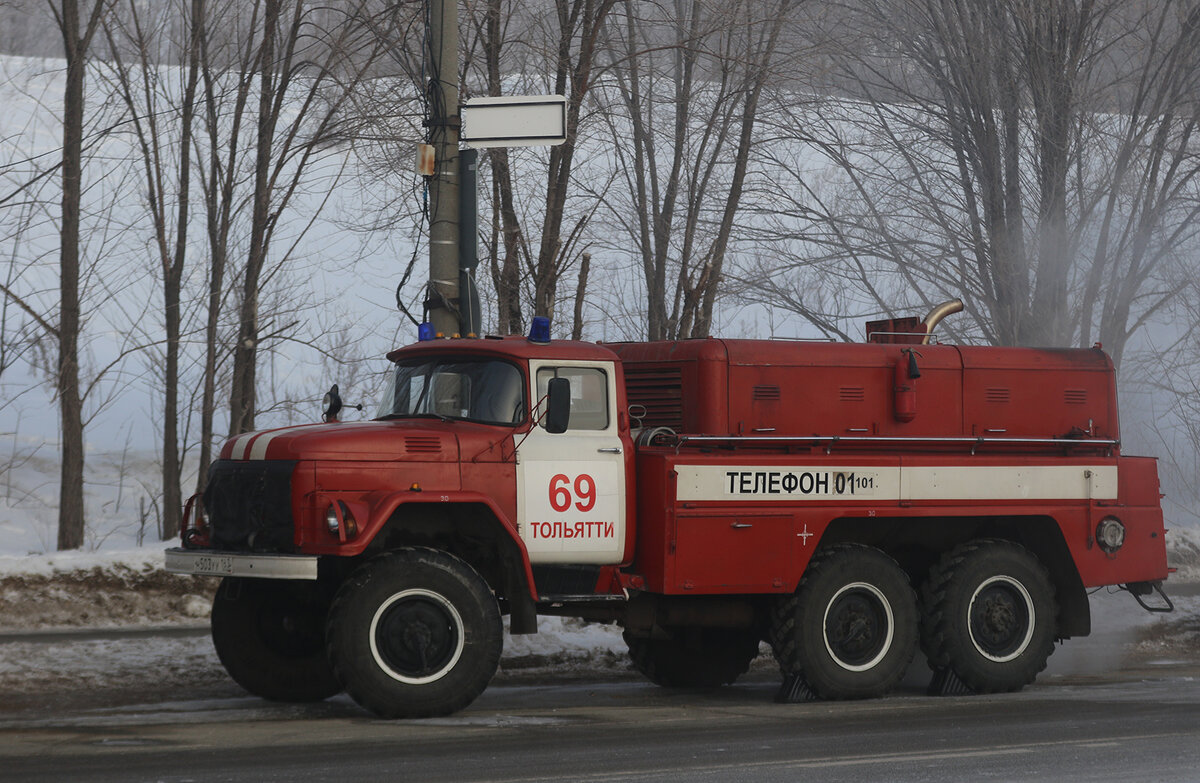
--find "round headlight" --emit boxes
[325,504,340,534]
[1096,516,1125,554]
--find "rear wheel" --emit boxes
[920,540,1057,693]
[771,544,917,699]
[211,577,341,702]
[326,548,502,719]
[624,628,761,687]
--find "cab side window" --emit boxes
[536,367,609,430]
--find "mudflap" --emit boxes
[775,673,818,703]
[927,667,977,697]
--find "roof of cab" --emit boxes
[386,335,621,364]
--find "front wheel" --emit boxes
[326,548,502,719]
[210,577,342,702]
[770,544,918,699]
[920,540,1057,693]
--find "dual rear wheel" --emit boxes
[766,541,1056,699]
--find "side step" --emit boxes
[537,593,627,605]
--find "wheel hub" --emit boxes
[823,583,894,672]
[968,576,1035,662]
[369,589,466,684]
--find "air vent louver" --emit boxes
[839,386,866,402]
[985,387,1011,403]
[405,436,442,453]
[753,385,781,401]
[1064,389,1087,405]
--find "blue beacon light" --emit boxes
[417,322,435,341]
[528,316,551,343]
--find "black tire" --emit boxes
[326,548,502,719]
[623,628,761,687]
[920,540,1057,693]
[770,544,918,699]
[210,577,342,703]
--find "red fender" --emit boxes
[335,489,539,601]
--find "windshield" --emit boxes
[376,358,526,426]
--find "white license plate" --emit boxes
[191,554,235,575]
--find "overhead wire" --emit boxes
[397,0,436,324]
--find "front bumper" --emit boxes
[165,547,318,580]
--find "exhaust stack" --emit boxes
[921,299,964,345]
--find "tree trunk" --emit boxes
[54,0,94,551]
[483,0,524,334]
[160,0,203,539]
[228,0,281,436]
[196,0,234,488]
[571,251,590,340]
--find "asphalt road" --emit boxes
[1,587,1195,782]
[2,660,1198,783]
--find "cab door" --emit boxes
[516,360,627,564]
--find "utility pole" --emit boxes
[419,2,564,338]
[427,0,460,336]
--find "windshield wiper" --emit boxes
[378,412,453,423]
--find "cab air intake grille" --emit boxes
[623,366,683,430]
[405,436,442,453]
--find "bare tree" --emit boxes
[192,0,241,487]
[462,0,617,335]
[181,0,394,444]
[98,0,203,539]
[529,0,618,324]
[1076,2,1200,365]
[750,0,1200,362]
[50,0,110,550]
[595,0,795,340]
[470,0,527,334]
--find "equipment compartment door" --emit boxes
[673,513,793,592]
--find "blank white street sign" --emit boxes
[461,95,567,148]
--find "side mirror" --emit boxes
[544,377,571,434]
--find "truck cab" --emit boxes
[204,337,635,565]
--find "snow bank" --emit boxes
[0,546,164,577]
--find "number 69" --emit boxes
[549,473,596,512]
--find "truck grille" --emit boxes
[203,459,298,552]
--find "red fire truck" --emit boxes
[167,303,1172,718]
